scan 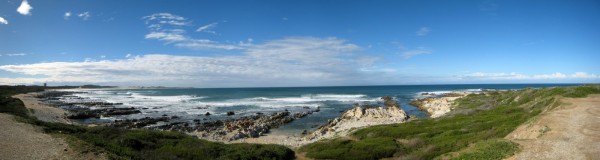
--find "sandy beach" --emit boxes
[13,93,72,124]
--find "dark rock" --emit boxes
[226,111,235,116]
[205,112,211,116]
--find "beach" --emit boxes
[12,93,71,124]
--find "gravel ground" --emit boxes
[506,94,600,160]
[0,113,70,160]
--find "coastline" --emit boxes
[14,90,414,148]
[13,92,72,124]
[16,90,315,147]
[5,85,598,159]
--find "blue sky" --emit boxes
[0,0,599,87]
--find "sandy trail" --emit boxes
[0,113,71,160]
[506,94,600,160]
[12,93,71,124]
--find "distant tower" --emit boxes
[44,83,47,87]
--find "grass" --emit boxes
[440,139,520,160]
[299,84,600,160]
[0,86,295,160]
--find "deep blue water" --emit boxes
[63,84,581,133]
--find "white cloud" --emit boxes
[3,53,27,56]
[143,13,241,50]
[100,55,106,59]
[64,12,71,19]
[282,17,289,21]
[143,13,185,21]
[175,39,243,50]
[416,27,430,36]
[78,12,91,20]
[571,72,599,79]
[456,72,599,80]
[0,17,7,24]
[145,31,188,42]
[125,54,132,58]
[17,0,33,15]
[143,13,189,27]
[8,53,26,56]
[401,47,432,59]
[196,22,218,34]
[0,37,381,87]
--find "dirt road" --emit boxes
[0,113,71,160]
[506,94,600,159]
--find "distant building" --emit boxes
[44,83,47,87]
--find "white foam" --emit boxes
[415,88,484,99]
[57,90,380,118]
[193,94,377,108]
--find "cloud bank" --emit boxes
[455,72,599,81]
[0,37,383,87]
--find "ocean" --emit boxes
[59,84,580,134]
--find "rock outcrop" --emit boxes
[305,97,408,141]
[410,92,470,118]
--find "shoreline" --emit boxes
[16,90,415,148]
[13,92,72,124]
[15,91,316,147]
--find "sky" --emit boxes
[0,0,599,87]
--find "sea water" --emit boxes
[59,84,580,133]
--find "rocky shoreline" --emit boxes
[303,96,409,141]
[410,91,472,118]
[20,90,416,148]
[29,90,323,142]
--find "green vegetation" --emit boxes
[0,86,294,160]
[441,139,520,160]
[37,126,294,160]
[300,84,600,160]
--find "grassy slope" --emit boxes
[299,85,600,160]
[0,86,294,160]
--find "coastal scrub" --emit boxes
[300,85,600,159]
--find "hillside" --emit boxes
[299,85,600,159]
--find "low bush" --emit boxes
[300,85,600,159]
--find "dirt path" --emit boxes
[12,93,71,124]
[506,94,600,160]
[0,113,72,160]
